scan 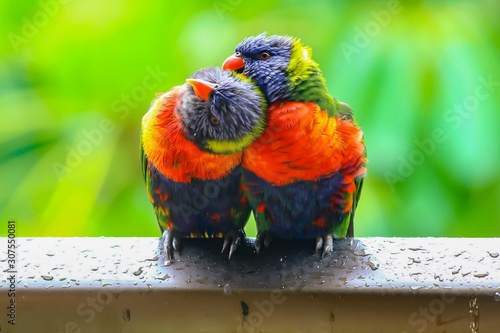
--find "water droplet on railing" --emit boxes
[367,261,379,271]
[133,267,143,276]
[224,283,231,295]
[473,273,488,278]
[488,251,499,258]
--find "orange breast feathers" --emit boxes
[242,101,366,186]
[141,87,242,183]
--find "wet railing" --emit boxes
[1,237,499,332]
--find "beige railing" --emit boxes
[1,237,499,332]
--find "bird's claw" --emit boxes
[221,229,244,259]
[315,234,333,257]
[255,231,273,254]
[162,230,181,263]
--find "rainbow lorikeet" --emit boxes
[141,67,266,260]
[222,33,367,256]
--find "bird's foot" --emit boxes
[221,229,245,259]
[315,234,333,257]
[162,230,182,264]
[255,231,273,254]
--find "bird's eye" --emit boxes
[209,113,220,126]
[235,51,241,57]
[259,51,271,60]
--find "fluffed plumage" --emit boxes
[223,33,367,255]
[141,67,266,260]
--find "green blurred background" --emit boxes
[1,0,499,237]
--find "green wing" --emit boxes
[337,101,355,121]
[141,133,169,233]
[333,102,367,238]
[347,175,364,237]
[140,140,147,183]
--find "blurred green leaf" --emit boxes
[1,0,499,237]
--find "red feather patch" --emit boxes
[243,101,366,186]
[142,87,242,183]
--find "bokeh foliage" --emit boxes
[0,0,499,237]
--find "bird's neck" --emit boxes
[284,65,338,115]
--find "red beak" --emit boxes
[186,79,216,101]
[222,55,245,71]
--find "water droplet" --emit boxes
[156,274,170,281]
[133,267,143,276]
[410,285,423,295]
[473,273,488,278]
[434,274,444,282]
[224,283,231,295]
[367,261,379,271]
[409,247,425,252]
[409,257,421,264]
[123,309,131,322]
[41,275,53,281]
[488,251,499,258]
[494,292,500,302]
